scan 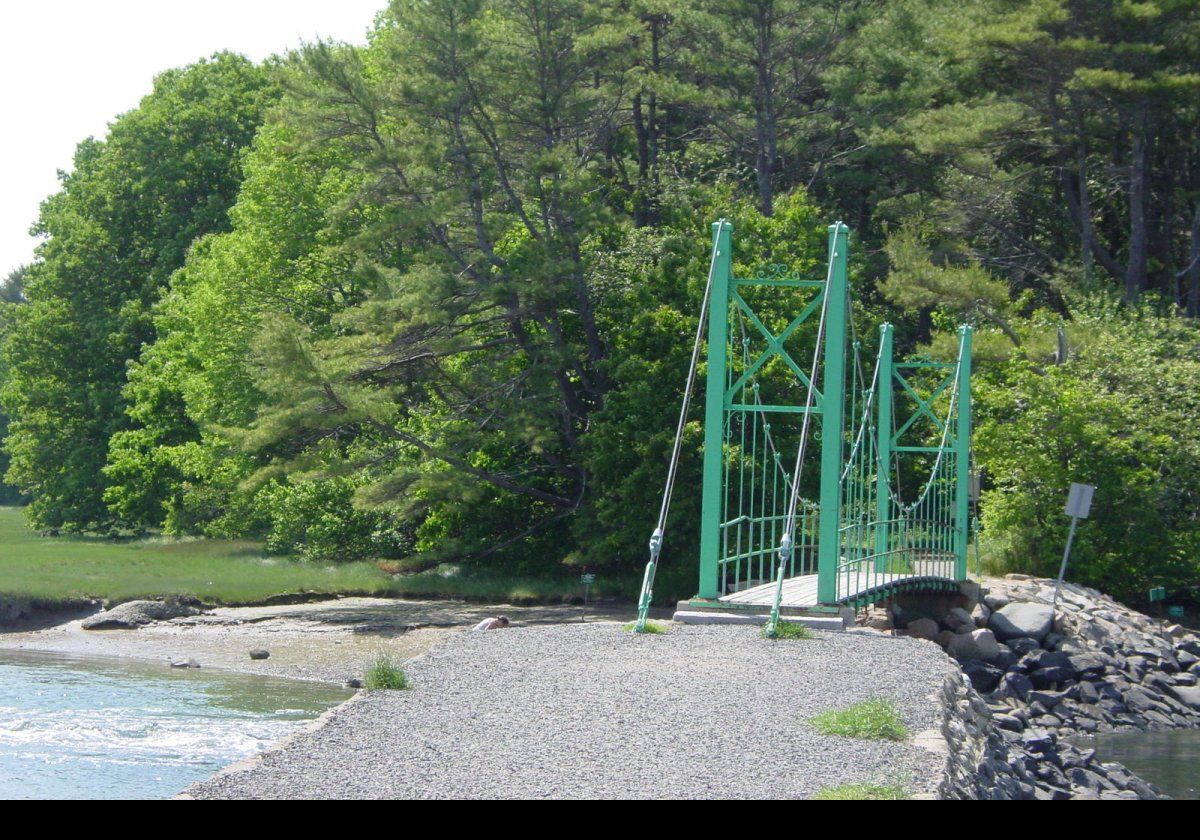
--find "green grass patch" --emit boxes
[364,654,409,691]
[761,620,816,640]
[624,619,671,634]
[809,698,908,741]
[0,507,642,606]
[813,782,910,800]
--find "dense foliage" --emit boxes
[2,0,1198,602]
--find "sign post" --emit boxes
[1054,483,1095,606]
[580,573,596,622]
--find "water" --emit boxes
[0,650,350,799]
[1080,729,1200,800]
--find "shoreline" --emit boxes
[0,595,641,685]
[5,581,1195,799]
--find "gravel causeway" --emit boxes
[186,623,954,799]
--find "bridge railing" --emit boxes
[836,515,959,605]
[718,503,819,594]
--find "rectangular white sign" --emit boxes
[1065,483,1095,519]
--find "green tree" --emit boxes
[0,266,28,505]
[103,121,373,533]
[229,0,632,563]
[1,53,276,530]
[977,304,1200,601]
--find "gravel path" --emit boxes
[186,624,955,799]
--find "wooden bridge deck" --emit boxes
[719,562,959,608]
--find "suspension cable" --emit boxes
[634,224,725,630]
[653,228,724,542]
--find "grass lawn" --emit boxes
[0,507,627,606]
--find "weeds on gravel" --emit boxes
[809,698,908,741]
[364,654,409,691]
[761,620,815,640]
[624,620,670,634]
[813,782,910,800]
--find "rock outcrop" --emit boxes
[81,597,207,630]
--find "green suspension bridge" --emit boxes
[635,220,974,634]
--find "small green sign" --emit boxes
[1167,605,1186,620]
[580,573,596,586]
[1149,586,1167,603]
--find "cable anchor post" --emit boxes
[635,529,663,633]
[766,532,793,637]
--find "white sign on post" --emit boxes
[1055,483,1096,606]
[1065,483,1095,519]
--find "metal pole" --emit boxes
[954,325,973,580]
[875,323,894,571]
[1054,516,1079,607]
[697,221,733,600]
[817,223,849,604]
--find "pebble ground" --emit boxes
[186,623,954,800]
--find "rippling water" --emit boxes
[1078,729,1200,800]
[0,650,350,799]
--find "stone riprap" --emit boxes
[186,624,953,800]
[890,574,1196,799]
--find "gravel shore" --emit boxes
[0,598,637,684]
[186,623,953,799]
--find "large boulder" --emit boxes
[904,617,940,641]
[1165,684,1200,710]
[81,598,205,630]
[990,602,1056,642]
[943,607,975,634]
[962,659,1004,693]
[947,628,1002,662]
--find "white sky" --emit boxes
[0,0,387,279]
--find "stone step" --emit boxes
[675,598,843,617]
[671,610,847,632]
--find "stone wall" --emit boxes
[935,665,1164,799]
[908,574,1199,799]
[937,667,1029,799]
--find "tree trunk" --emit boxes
[1125,113,1149,302]
[753,1,776,216]
[1077,142,1094,283]
[1186,202,1200,318]
[633,90,650,227]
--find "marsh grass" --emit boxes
[813,782,910,800]
[809,698,908,741]
[0,507,640,606]
[364,654,409,691]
